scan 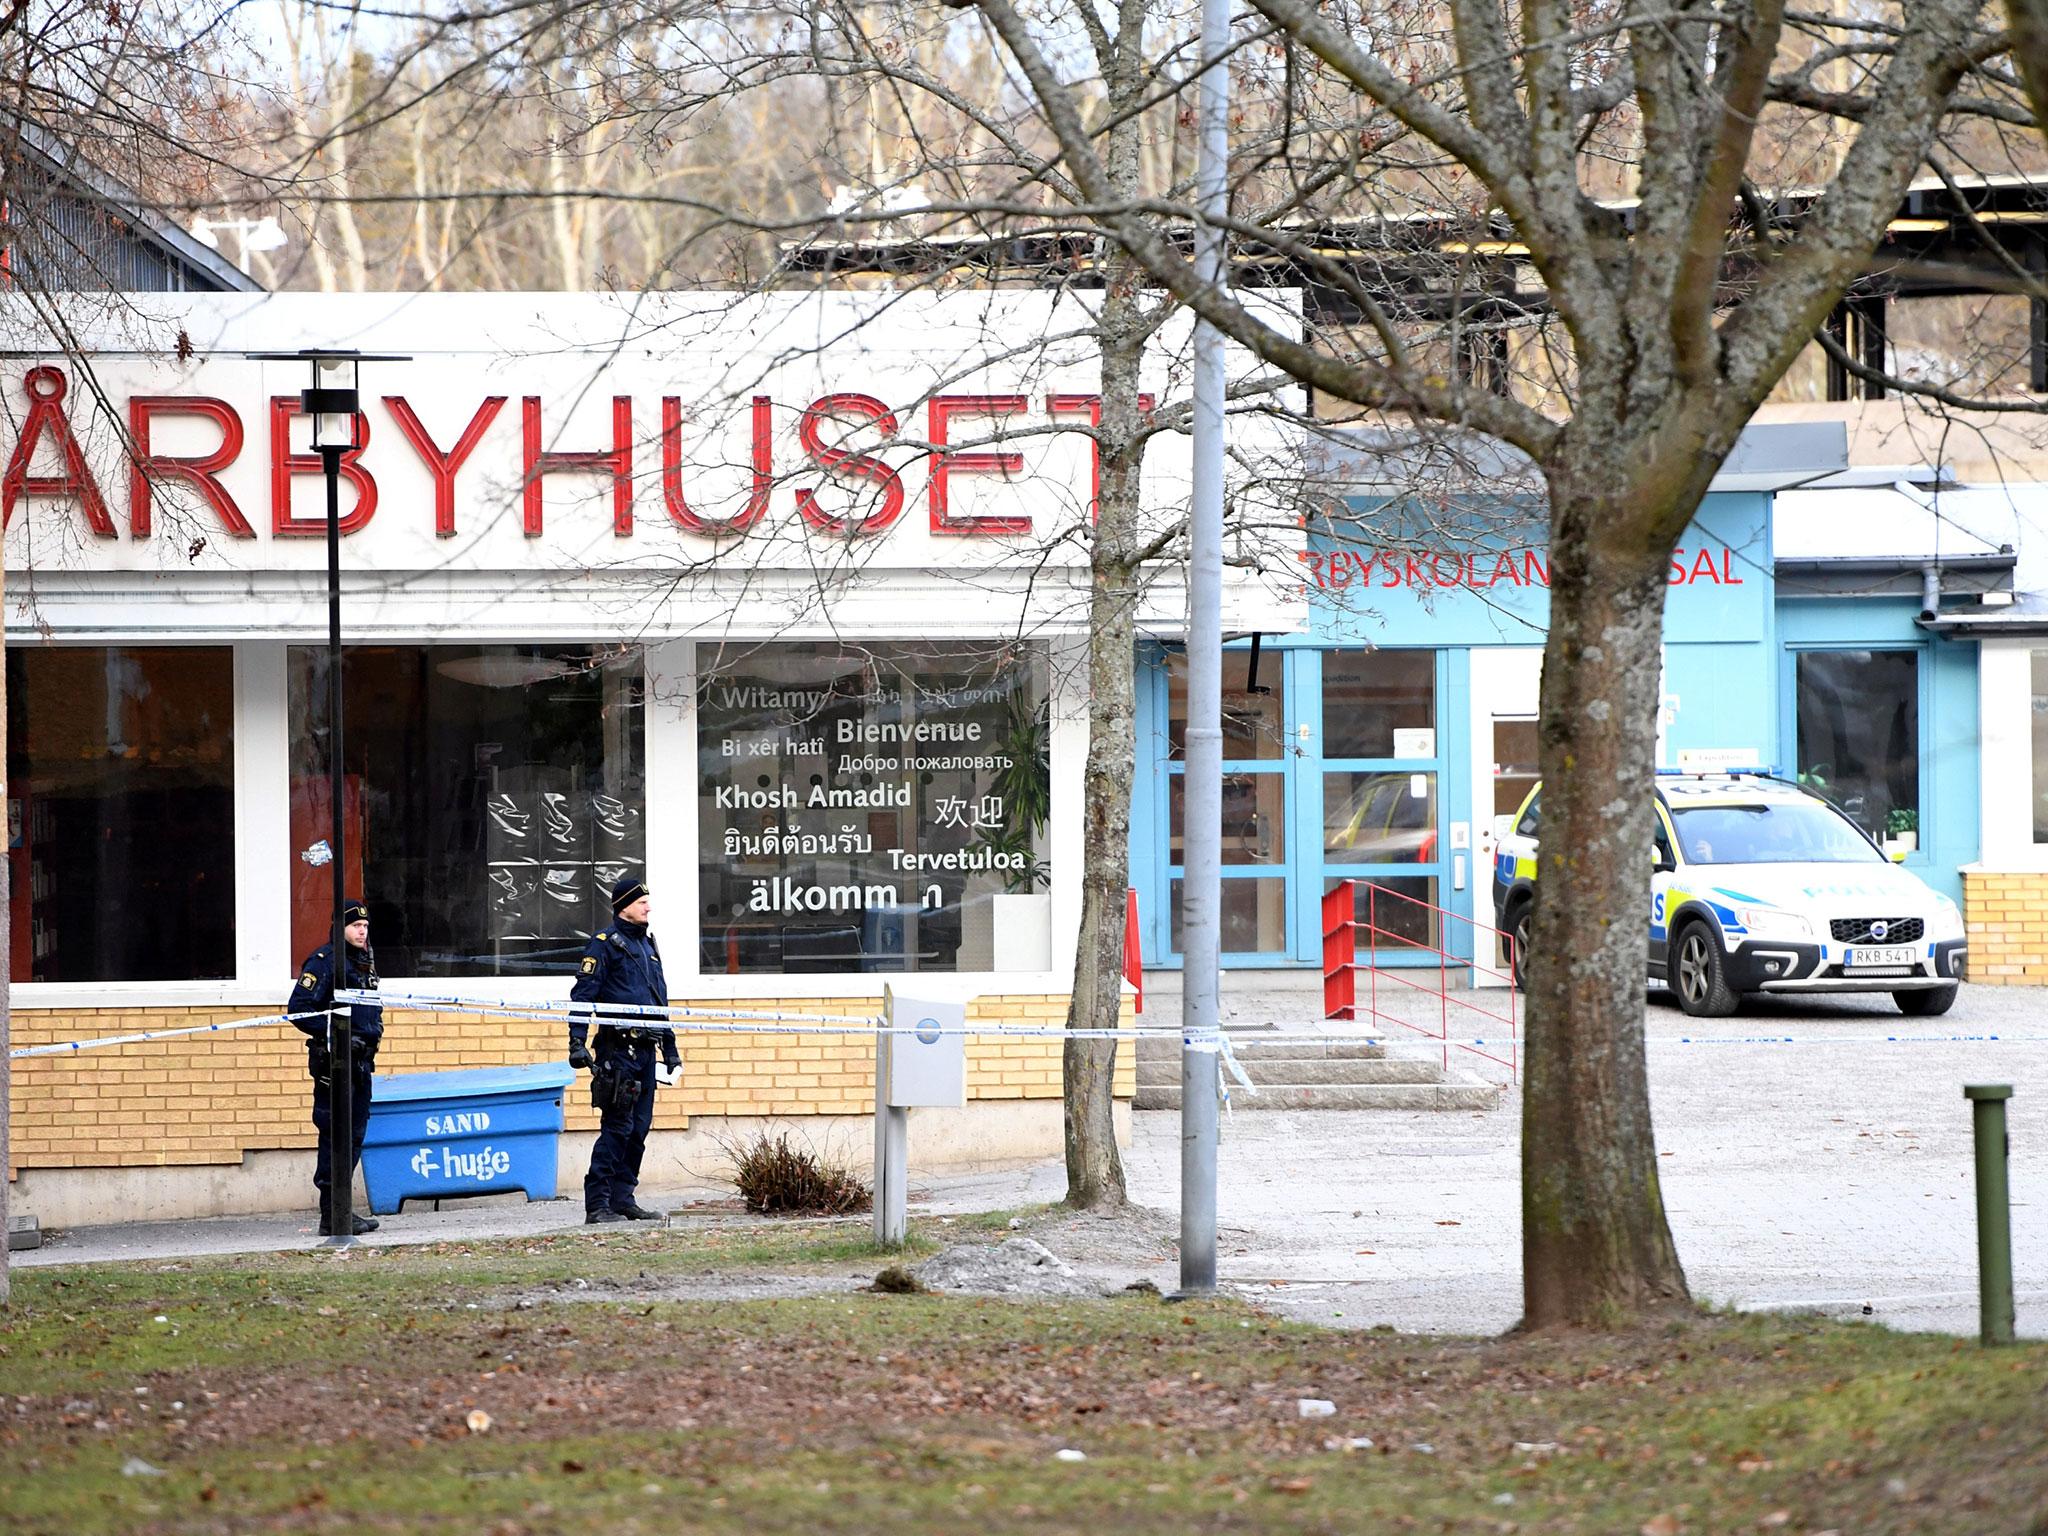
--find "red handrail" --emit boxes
[1320,878,1519,1079]
[1122,886,1144,1015]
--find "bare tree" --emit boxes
[933,0,2034,1324]
[11,0,2041,1310]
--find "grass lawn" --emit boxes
[0,1218,2042,1535]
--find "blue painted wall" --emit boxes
[1129,489,1980,966]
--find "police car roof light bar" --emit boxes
[1654,765,1784,778]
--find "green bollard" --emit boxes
[1964,1085,2016,1348]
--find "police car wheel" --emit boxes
[1673,923,1739,1018]
[1893,984,1958,1017]
[1509,906,1532,991]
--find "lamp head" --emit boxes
[304,354,360,451]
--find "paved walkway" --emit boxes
[16,986,2046,1340]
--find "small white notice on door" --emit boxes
[1676,746,1761,771]
[1393,728,1435,759]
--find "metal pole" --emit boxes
[1179,0,1230,1299]
[1965,1084,2015,1346]
[873,988,906,1246]
[323,445,353,1249]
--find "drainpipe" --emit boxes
[1919,563,1940,621]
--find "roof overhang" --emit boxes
[1304,418,1848,497]
[1774,550,2017,600]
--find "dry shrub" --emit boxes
[730,1131,872,1215]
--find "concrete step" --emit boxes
[1131,1035,1386,1064]
[1134,1056,1441,1087]
[1133,1081,1502,1112]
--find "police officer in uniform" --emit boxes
[569,875,679,1223]
[288,898,383,1236]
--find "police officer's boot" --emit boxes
[318,1213,380,1236]
[613,1201,662,1222]
[585,1208,627,1225]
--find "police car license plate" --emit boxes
[1847,945,1915,967]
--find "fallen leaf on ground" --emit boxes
[466,1410,493,1434]
[1641,1515,1681,1536]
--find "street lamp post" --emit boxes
[249,348,406,1248]
[308,356,358,1249]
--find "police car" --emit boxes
[1492,772,1968,1017]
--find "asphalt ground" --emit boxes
[15,982,2046,1341]
[1125,980,2048,1336]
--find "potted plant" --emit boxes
[1883,805,1919,859]
[958,689,1052,970]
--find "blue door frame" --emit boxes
[1132,642,1464,969]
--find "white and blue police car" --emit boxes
[1493,772,1968,1018]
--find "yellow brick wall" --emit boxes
[1963,871,2048,986]
[7,993,1135,1174]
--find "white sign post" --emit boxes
[873,987,966,1245]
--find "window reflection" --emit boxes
[697,642,1050,974]
[1170,877,1287,954]
[1326,875,1440,952]
[1323,650,1434,758]
[1166,649,1284,760]
[7,647,236,982]
[1170,773,1285,865]
[1324,772,1437,862]
[1795,649,1919,846]
[286,646,644,977]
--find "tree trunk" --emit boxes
[1061,292,1149,1210]
[2007,0,2048,151]
[1061,4,1158,1211]
[1520,497,1691,1328]
[1062,553,1138,1208]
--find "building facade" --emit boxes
[1,289,1300,1224]
[1126,427,2007,981]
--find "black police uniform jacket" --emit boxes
[287,943,385,1056]
[570,921,676,1066]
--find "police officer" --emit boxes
[569,874,679,1224]
[288,898,383,1236]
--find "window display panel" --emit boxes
[7,647,235,982]
[1323,650,1434,759]
[1794,649,1919,847]
[698,643,1051,974]
[286,646,644,976]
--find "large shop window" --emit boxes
[7,647,235,982]
[698,643,1050,974]
[1795,649,1919,847]
[286,646,644,977]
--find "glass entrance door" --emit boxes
[1469,647,1544,985]
[1143,643,1451,969]
[1162,648,1292,961]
